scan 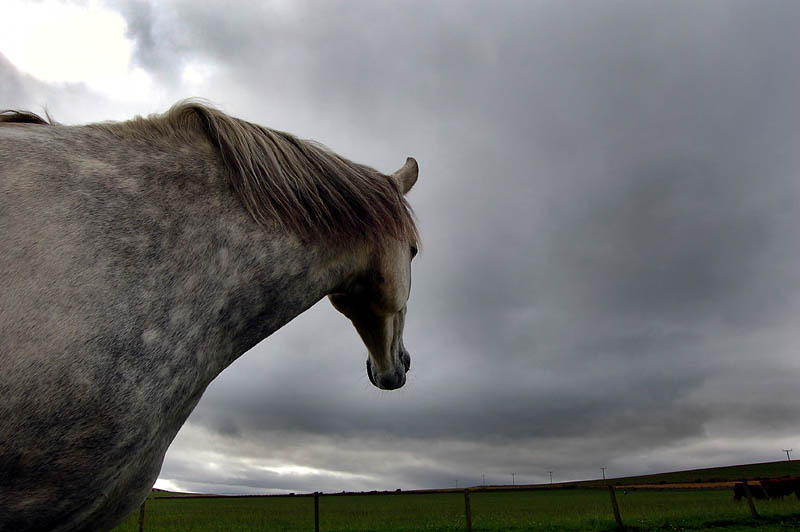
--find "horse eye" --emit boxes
[410,245,418,258]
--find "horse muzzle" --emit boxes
[367,350,411,390]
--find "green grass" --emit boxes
[111,488,800,532]
[114,496,313,532]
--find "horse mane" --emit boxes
[93,101,419,247]
[0,110,53,125]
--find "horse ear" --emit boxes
[392,157,418,194]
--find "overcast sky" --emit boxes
[4,0,800,494]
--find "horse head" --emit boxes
[329,157,419,390]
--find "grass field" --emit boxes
[111,486,800,531]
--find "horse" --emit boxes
[733,477,800,501]
[0,101,420,532]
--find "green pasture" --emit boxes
[112,487,800,532]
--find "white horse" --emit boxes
[0,102,419,532]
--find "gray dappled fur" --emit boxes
[0,103,418,531]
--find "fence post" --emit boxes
[463,488,472,532]
[314,492,320,532]
[607,485,624,531]
[138,500,146,532]
[742,481,760,519]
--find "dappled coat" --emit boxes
[0,102,419,532]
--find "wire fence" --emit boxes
[114,480,800,532]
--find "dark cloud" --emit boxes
[115,1,162,72]
[14,0,800,493]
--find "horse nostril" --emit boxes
[366,359,376,386]
[400,351,411,372]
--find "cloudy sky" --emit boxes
[4,0,800,494]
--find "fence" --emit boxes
[117,481,800,532]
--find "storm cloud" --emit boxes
[4,0,800,493]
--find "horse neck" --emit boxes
[214,232,356,372]
[173,221,360,385]
[124,143,367,393]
